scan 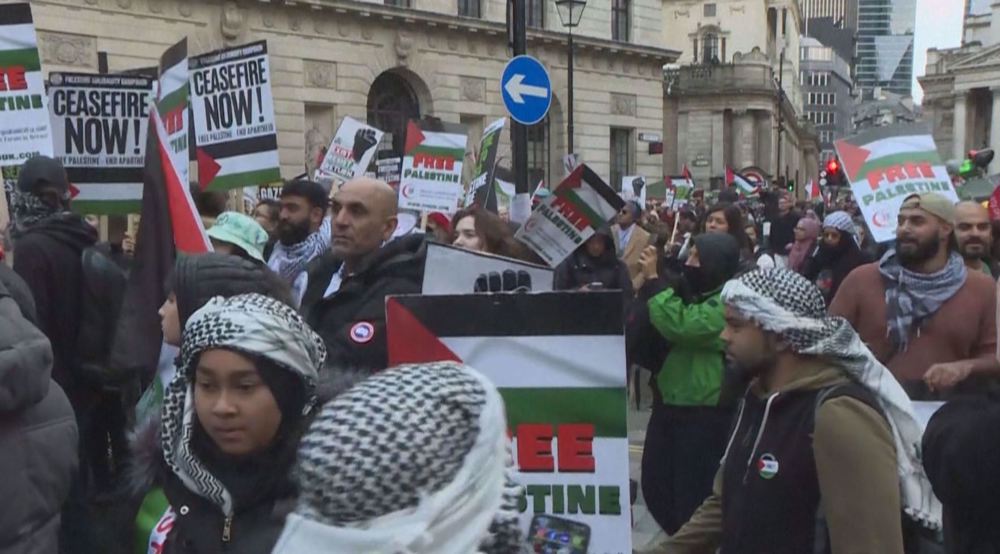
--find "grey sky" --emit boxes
[912,0,964,103]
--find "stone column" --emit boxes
[953,92,968,161]
[731,110,756,170]
[991,88,1000,174]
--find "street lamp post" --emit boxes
[556,0,587,156]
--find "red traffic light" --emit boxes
[826,159,839,173]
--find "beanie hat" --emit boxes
[17,156,69,194]
[171,253,291,328]
[206,211,269,263]
[273,362,523,554]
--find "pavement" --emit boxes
[628,368,668,551]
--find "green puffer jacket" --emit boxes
[648,287,726,406]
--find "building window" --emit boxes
[702,33,719,63]
[612,0,630,42]
[692,38,698,63]
[527,118,550,187]
[704,3,716,17]
[527,0,544,28]
[367,72,420,157]
[610,128,632,189]
[458,0,480,18]
[384,0,411,6]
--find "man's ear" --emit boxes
[382,215,399,241]
[310,206,325,226]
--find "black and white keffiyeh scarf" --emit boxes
[267,217,331,283]
[722,268,942,529]
[272,362,524,554]
[160,293,326,517]
[9,190,71,237]
[878,249,966,353]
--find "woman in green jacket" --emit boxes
[636,232,741,535]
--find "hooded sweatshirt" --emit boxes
[13,215,98,397]
[554,227,634,303]
[647,233,740,406]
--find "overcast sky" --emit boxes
[912,0,965,103]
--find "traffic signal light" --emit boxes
[787,179,795,192]
[824,159,842,187]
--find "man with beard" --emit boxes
[657,269,933,554]
[300,177,426,372]
[803,211,871,304]
[830,193,998,399]
[267,179,331,306]
[954,201,998,279]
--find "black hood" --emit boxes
[20,215,97,252]
[173,253,292,328]
[692,233,740,293]
[574,227,618,264]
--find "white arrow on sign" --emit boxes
[504,74,548,104]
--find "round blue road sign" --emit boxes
[501,55,552,125]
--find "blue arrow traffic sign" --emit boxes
[501,55,552,126]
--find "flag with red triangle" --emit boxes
[989,182,1000,221]
[807,178,821,200]
[385,291,631,554]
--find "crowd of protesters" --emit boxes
[3,153,1000,553]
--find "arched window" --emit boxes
[367,72,420,157]
[702,33,719,63]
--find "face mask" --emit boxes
[682,265,707,295]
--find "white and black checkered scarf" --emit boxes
[160,293,326,517]
[722,268,942,530]
[878,249,966,353]
[273,362,524,554]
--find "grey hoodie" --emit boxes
[0,270,78,554]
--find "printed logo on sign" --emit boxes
[757,453,779,479]
[401,183,415,199]
[872,208,891,228]
[349,322,375,344]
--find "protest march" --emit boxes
[1,2,1000,554]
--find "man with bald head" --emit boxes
[300,177,427,371]
[954,201,998,279]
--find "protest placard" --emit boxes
[835,123,959,243]
[190,40,280,191]
[466,117,505,209]
[398,119,467,212]
[48,72,153,214]
[421,242,553,294]
[156,38,190,188]
[669,176,694,209]
[0,4,52,163]
[386,291,631,554]
[515,164,625,267]
[315,116,384,189]
[620,175,647,206]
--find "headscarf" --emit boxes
[722,268,942,529]
[878,249,967,353]
[160,293,326,517]
[267,216,331,283]
[786,217,820,273]
[823,211,856,237]
[272,362,523,554]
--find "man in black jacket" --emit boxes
[301,177,426,372]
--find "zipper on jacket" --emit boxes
[222,515,232,543]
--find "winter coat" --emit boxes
[0,270,79,554]
[301,235,427,373]
[12,215,98,401]
[802,232,871,305]
[554,230,634,312]
[647,233,740,407]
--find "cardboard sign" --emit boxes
[515,165,625,267]
[0,4,53,163]
[398,119,467,212]
[316,116,384,189]
[421,242,553,294]
[48,72,153,213]
[835,124,959,243]
[190,40,280,190]
[466,117,506,209]
[386,291,631,554]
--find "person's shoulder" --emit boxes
[845,261,880,281]
[964,267,996,292]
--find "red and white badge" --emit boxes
[349,321,375,344]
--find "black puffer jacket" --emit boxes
[0,269,78,554]
[301,235,427,373]
[553,229,634,300]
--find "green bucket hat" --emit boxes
[206,211,269,263]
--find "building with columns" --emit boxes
[660,0,819,191]
[13,0,679,195]
[919,1,1000,170]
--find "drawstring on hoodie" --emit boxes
[720,396,748,465]
[743,392,779,483]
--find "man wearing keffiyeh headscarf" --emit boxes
[272,361,524,554]
[657,268,940,554]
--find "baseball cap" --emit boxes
[900,192,955,226]
[206,212,269,263]
[17,155,69,193]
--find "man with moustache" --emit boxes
[830,193,998,399]
[267,179,331,306]
[954,200,998,279]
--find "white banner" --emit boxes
[0,4,53,163]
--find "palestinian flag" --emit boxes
[553,164,623,229]
[727,166,759,196]
[385,291,631,553]
[807,178,821,200]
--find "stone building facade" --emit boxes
[661,0,819,192]
[18,0,679,191]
